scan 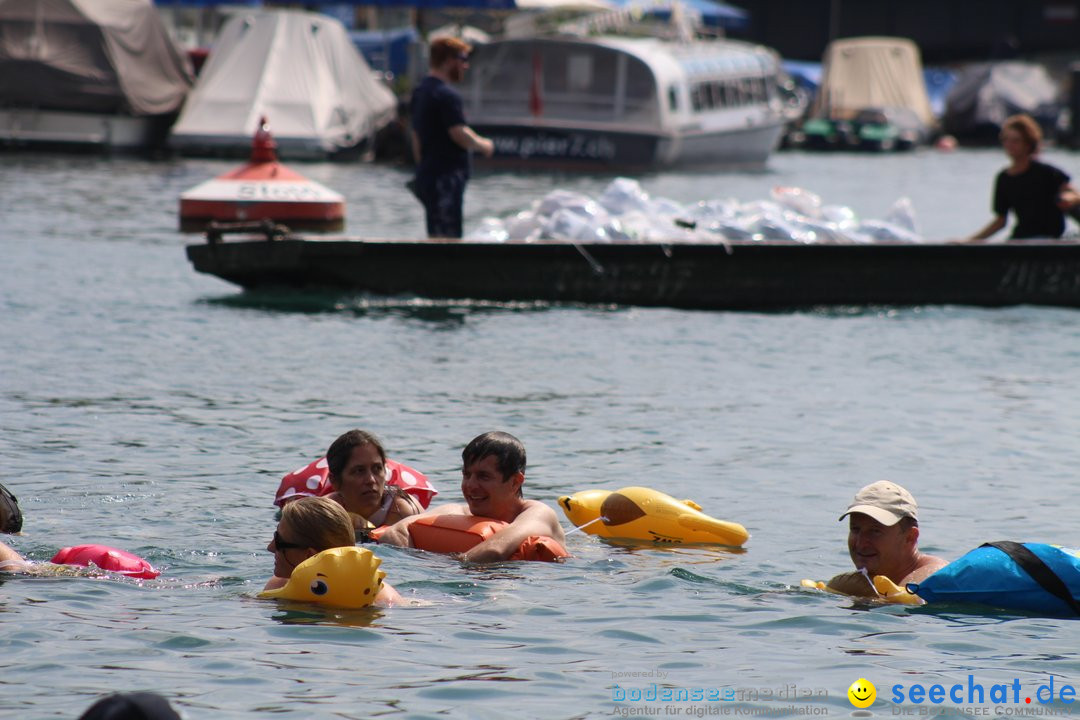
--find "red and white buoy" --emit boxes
[179,117,346,232]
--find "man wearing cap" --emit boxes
[409,36,494,238]
[827,481,947,597]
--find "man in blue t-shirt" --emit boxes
[410,37,494,238]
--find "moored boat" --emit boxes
[463,35,787,169]
[168,9,396,160]
[0,0,192,152]
[787,36,935,153]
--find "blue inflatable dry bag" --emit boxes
[909,541,1080,616]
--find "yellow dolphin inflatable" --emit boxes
[259,546,386,609]
[558,486,749,547]
[800,575,923,605]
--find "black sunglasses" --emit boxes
[273,530,306,551]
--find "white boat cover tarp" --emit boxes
[0,0,192,115]
[170,10,396,156]
[943,62,1061,137]
[811,36,934,126]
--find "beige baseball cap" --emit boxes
[839,481,918,526]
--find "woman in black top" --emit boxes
[968,114,1079,241]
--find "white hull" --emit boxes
[0,108,162,150]
[659,119,785,166]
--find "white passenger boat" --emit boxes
[463,34,787,169]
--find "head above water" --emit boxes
[463,431,525,479]
[326,429,387,486]
[279,496,355,552]
[839,480,918,528]
[0,483,22,534]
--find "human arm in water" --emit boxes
[373,503,468,547]
[461,500,565,564]
[0,540,28,571]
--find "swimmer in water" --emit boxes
[826,481,947,597]
[264,496,402,607]
[376,431,565,563]
[323,430,423,534]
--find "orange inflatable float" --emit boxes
[371,515,569,562]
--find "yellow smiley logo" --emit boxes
[847,678,876,709]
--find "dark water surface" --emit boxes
[3,149,1080,719]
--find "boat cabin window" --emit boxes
[668,86,678,111]
[466,42,659,125]
[567,55,593,93]
[688,74,770,113]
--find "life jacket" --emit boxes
[274,456,437,509]
[371,514,569,562]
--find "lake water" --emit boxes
[3,147,1080,719]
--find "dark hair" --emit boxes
[1002,114,1042,154]
[78,692,181,720]
[462,431,526,480]
[0,483,22,534]
[326,429,387,487]
[429,36,471,68]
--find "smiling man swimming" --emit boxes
[375,431,565,563]
[827,481,947,597]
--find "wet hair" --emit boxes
[280,496,355,551]
[78,692,181,720]
[1002,114,1042,154]
[429,37,471,68]
[0,483,22,534]
[325,429,387,489]
[462,431,526,481]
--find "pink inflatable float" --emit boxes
[50,544,159,579]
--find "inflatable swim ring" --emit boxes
[258,546,385,609]
[910,541,1080,616]
[50,544,159,579]
[558,486,749,547]
[274,456,437,509]
[369,515,570,562]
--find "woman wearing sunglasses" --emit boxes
[264,496,402,606]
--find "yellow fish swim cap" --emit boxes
[259,546,385,609]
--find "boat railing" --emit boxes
[205,219,294,244]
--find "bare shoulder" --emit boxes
[514,500,565,540]
[902,554,948,585]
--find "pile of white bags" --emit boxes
[468,178,924,244]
